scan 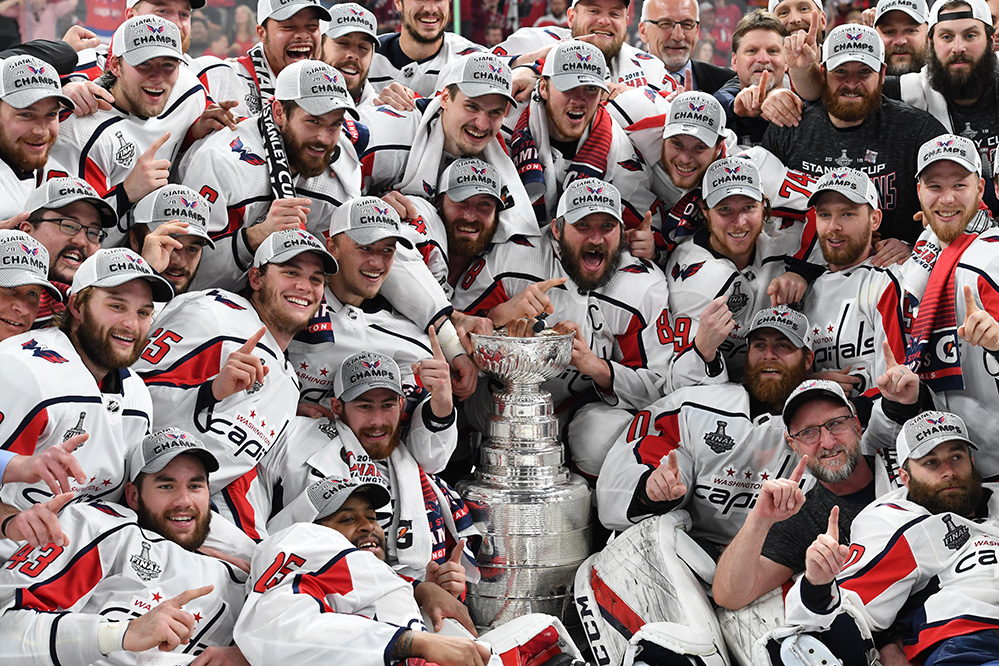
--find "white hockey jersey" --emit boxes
[0,328,152,511]
[784,485,999,662]
[176,115,362,292]
[367,32,485,98]
[0,501,246,666]
[0,159,41,221]
[132,289,300,535]
[596,383,799,544]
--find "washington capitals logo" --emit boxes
[349,6,363,14]
[620,262,650,274]
[377,106,404,118]
[19,242,38,256]
[831,171,848,179]
[689,102,705,112]
[295,230,312,241]
[180,196,197,209]
[617,159,642,172]
[471,165,487,175]
[26,64,45,75]
[164,432,188,440]
[423,181,436,197]
[586,186,604,195]
[723,165,741,175]
[322,72,334,82]
[229,137,265,166]
[925,415,946,425]
[362,359,381,370]
[772,308,789,317]
[576,52,593,62]
[487,62,503,74]
[208,289,247,310]
[936,139,955,147]
[129,254,144,266]
[671,261,705,282]
[798,380,818,391]
[147,24,165,33]
[634,52,653,60]
[21,339,68,363]
[372,204,389,216]
[845,30,863,40]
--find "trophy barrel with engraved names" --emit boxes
[457,332,592,629]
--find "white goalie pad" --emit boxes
[427,612,584,666]
[623,623,728,666]
[573,512,730,666]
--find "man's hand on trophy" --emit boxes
[552,320,612,390]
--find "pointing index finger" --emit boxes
[806,11,819,46]
[757,70,770,103]
[239,326,267,354]
[142,132,171,159]
[449,539,466,563]
[964,284,980,314]
[826,505,840,541]
[791,455,808,483]
[882,340,899,369]
[428,326,445,361]
[537,277,567,293]
[167,585,215,608]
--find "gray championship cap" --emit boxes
[556,178,623,225]
[324,2,378,41]
[0,55,74,110]
[782,379,853,428]
[452,53,517,106]
[111,16,184,67]
[702,157,762,209]
[310,473,392,521]
[128,427,219,483]
[258,0,332,24]
[131,185,215,250]
[252,228,339,273]
[929,0,992,27]
[822,24,885,71]
[917,134,982,177]
[807,167,879,208]
[896,411,977,465]
[24,177,118,229]
[0,231,60,301]
[747,305,812,349]
[541,40,609,93]
[275,59,359,119]
[440,158,503,203]
[328,196,414,249]
[71,247,174,301]
[874,0,928,25]
[663,91,726,147]
[334,351,405,403]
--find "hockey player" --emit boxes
[503,39,657,227]
[452,178,680,479]
[178,59,360,292]
[124,185,215,296]
[784,411,999,665]
[0,55,77,222]
[0,428,248,666]
[0,231,61,340]
[321,3,380,106]
[366,0,483,98]
[0,247,173,547]
[133,229,337,536]
[495,0,675,94]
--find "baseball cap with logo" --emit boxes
[311,474,392,521]
[917,134,982,177]
[768,0,823,13]
[111,16,184,67]
[25,177,118,229]
[258,0,331,24]
[0,231,60,301]
[896,410,977,465]
[874,0,928,25]
[128,427,219,483]
[747,306,812,349]
[440,158,503,203]
[328,196,414,249]
[556,178,623,225]
[807,167,880,208]
[253,228,339,273]
[131,185,215,250]
[323,2,378,41]
[822,24,885,71]
[334,351,405,403]
[929,0,992,27]
[71,247,174,301]
[0,55,74,110]
[275,60,359,119]
[451,53,517,106]
[782,379,854,428]
[663,91,726,147]
[541,40,609,93]
[702,157,762,208]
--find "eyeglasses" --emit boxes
[789,415,855,446]
[644,18,699,33]
[37,218,107,244]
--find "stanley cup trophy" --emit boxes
[457,332,592,629]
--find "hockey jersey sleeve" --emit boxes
[404,396,458,475]
[0,358,53,459]
[379,244,454,331]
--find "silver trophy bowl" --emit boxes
[469,332,574,387]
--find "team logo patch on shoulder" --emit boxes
[229,137,266,165]
[704,420,735,454]
[617,158,643,172]
[377,106,405,118]
[671,261,704,281]
[510,236,535,247]
[620,262,649,274]
[423,181,436,197]
[130,541,162,581]
[207,289,247,310]
[942,514,970,550]
[22,338,69,363]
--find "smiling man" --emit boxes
[134,229,338,536]
[321,2,380,105]
[873,0,929,76]
[0,232,60,341]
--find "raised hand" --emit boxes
[62,81,115,116]
[425,538,467,598]
[413,327,453,417]
[959,284,999,350]
[124,585,215,652]
[693,296,734,362]
[625,211,655,260]
[810,366,861,395]
[245,198,311,250]
[489,277,566,326]
[734,69,770,118]
[804,505,848,586]
[767,271,807,306]
[875,340,919,405]
[756,455,807,523]
[4,433,88,495]
[123,133,172,204]
[191,100,240,139]
[785,12,820,71]
[212,327,269,401]
[646,450,687,503]
[140,220,187,273]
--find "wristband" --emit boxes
[0,514,14,539]
[436,321,466,362]
[97,621,128,655]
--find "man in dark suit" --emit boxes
[639,0,735,94]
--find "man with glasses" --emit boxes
[18,177,118,328]
[639,0,734,94]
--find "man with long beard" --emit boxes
[764,23,946,245]
[453,178,680,480]
[178,59,360,292]
[0,247,173,548]
[0,429,249,666]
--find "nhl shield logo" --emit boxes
[704,421,735,454]
[941,514,970,551]
[130,541,162,581]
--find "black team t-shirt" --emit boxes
[763,98,946,245]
